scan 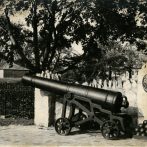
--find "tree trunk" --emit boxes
[32,0,40,70]
[128,68,132,79]
[109,67,112,80]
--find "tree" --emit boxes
[72,0,147,81]
[0,0,146,82]
[0,0,88,73]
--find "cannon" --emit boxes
[22,75,133,140]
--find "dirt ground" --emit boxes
[0,125,146,147]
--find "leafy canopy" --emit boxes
[0,0,146,81]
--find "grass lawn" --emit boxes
[0,117,34,126]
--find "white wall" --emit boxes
[137,63,147,123]
[0,70,4,78]
[34,88,49,127]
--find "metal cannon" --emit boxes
[22,75,133,140]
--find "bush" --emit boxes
[0,79,34,119]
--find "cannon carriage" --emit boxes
[22,75,133,140]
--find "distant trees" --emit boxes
[0,0,147,82]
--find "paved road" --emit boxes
[0,125,146,146]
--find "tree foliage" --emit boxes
[0,0,147,81]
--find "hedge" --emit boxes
[0,79,34,119]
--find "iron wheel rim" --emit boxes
[55,118,71,135]
[101,121,119,140]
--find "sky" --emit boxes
[7,9,84,56]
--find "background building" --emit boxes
[0,61,29,78]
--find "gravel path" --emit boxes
[0,125,146,146]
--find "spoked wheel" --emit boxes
[72,113,87,130]
[72,113,87,122]
[77,113,87,130]
[101,121,119,140]
[55,118,71,135]
[79,113,87,120]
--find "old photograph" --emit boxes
[0,0,147,146]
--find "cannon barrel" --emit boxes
[22,75,128,112]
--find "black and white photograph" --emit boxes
[0,0,147,146]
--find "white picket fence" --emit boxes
[82,73,138,114]
[37,70,138,108]
[36,70,139,125]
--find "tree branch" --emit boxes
[0,52,8,61]
[57,54,84,74]
[57,62,78,74]
[4,8,36,71]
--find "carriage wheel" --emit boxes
[101,121,119,140]
[55,118,71,135]
[79,113,87,121]
[78,113,87,130]
[72,113,87,122]
[72,113,87,130]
